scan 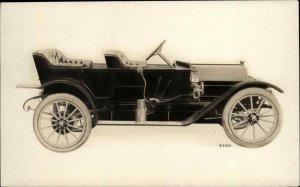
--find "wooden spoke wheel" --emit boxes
[33,93,92,152]
[222,88,282,148]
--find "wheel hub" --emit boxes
[247,113,259,124]
[58,119,67,128]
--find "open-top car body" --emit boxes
[18,40,283,152]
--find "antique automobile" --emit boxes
[18,40,283,152]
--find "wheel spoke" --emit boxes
[74,112,82,117]
[46,127,58,139]
[43,112,59,120]
[257,122,268,135]
[259,119,274,123]
[55,102,62,118]
[68,125,83,130]
[250,96,254,113]
[259,114,275,118]
[231,113,248,117]
[66,108,78,120]
[258,109,272,116]
[70,112,82,118]
[43,112,53,116]
[241,123,250,137]
[255,98,265,114]
[41,124,56,129]
[64,129,69,145]
[238,102,249,114]
[232,119,248,128]
[56,130,61,145]
[253,124,256,140]
[63,102,69,118]
[67,127,78,140]
[41,117,57,122]
[67,118,83,123]
[45,107,59,120]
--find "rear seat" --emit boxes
[34,49,93,68]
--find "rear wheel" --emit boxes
[33,93,92,152]
[222,88,282,148]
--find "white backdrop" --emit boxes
[1,2,299,186]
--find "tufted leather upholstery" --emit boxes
[104,50,147,68]
[35,49,93,68]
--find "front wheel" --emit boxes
[33,93,92,152]
[222,88,282,148]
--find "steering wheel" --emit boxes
[145,40,166,61]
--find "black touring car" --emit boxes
[18,40,283,152]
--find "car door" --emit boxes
[112,68,144,103]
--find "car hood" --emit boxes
[191,63,249,82]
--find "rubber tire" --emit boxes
[222,88,282,148]
[33,93,92,152]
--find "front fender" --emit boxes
[182,81,283,126]
[230,81,283,94]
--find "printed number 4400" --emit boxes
[219,144,231,147]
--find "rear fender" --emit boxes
[182,81,283,125]
[40,79,98,127]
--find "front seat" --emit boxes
[104,50,147,68]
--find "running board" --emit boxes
[97,120,183,126]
